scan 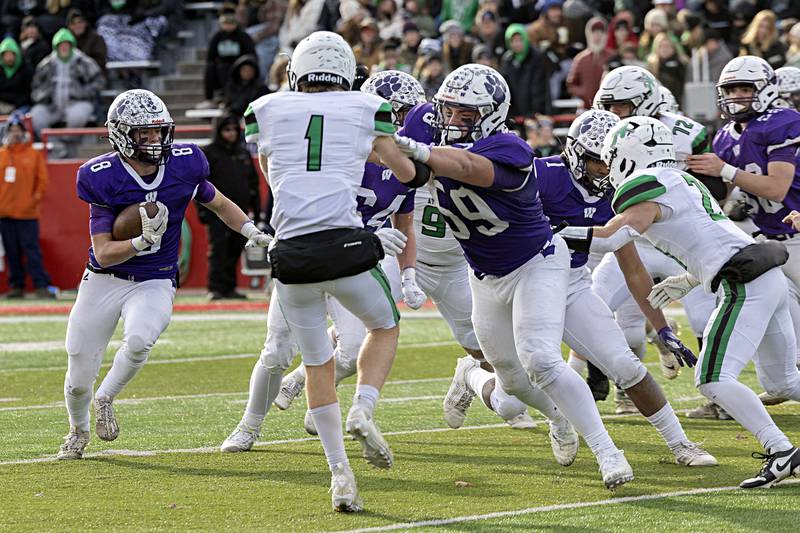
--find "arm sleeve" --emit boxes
[244,103,260,145]
[765,111,800,162]
[89,203,114,235]
[195,179,217,204]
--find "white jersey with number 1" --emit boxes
[244,91,394,240]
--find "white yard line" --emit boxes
[0,339,173,353]
[0,340,458,374]
[331,479,800,533]
[0,407,709,466]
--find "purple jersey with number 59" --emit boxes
[357,162,415,232]
[76,144,214,281]
[713,108,800,236]
[534,156,614,268]
[434,132,553,276]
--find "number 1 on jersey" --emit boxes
[305,115,324,171]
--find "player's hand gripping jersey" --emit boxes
[244,90,395,239]
[713,108,800,237]
[76,143,215,281]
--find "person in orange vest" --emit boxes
[0,113,53,298]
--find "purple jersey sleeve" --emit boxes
[467,134,534,190]
[195,179,216,203]
[399,102,438,144]
[397,189,415,214]
[764,109,800,164]
[89,203,114,235]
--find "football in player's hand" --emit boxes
[112,202,158,240]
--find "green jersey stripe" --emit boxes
[691,128,710,154]
[375,119,395,135]
[700,280,746,384]
[369,266,400,324]
[613,174,659,199]
[612,181,666,213]
[244,122,259,137]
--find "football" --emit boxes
[112,202,159,241]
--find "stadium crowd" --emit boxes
[0,1,797,146]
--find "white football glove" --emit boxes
[375,227,407,257]
[132,201,168,251]
[401,267,427,310]
[647,273,700,309]
[241,221,272,248]
[394,134,431,163]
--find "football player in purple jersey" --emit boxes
[395,64,634,489]
[57,89,271,460]
[688,56,800,407]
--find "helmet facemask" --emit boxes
[717,82,759,122]
[563,137,609,196]
[435,100,484,144]
[111,122,175,166]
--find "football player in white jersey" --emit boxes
[239,31,424,512]
[565,116,800,489]
[591,66,719,413]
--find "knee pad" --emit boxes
[492,389,527,420]
[123,334,152,366]
[493,363,536,399]
[607,355,648,390]
[522,356,565,390]
[698,381,725,403]
[260,327,297,371]
[453,321,480,352]
[64,374,93,398]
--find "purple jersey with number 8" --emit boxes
[76,143,215,281]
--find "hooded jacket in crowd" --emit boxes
[0,38,33,111]
[31,28,104,107]
[500,23,549,118]
[223,54,270,117]
[567,17,613,110]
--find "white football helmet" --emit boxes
[716,56,781,121]
[361,70,426,127]
[562,109,619,195]
[287,31,356,91]
[658,85,680,114]
[776,66,800,110]
[601,116,675,189]
[433,64,510,143]
[106,89,175,166]
[595,66,661,117]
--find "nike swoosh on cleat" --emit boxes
[774,454,797,473]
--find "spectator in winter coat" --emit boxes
[30,28,104,133]
[0,37,33,113]
[740,10,787,70]
[67,8,107,70]
[19,16,50,68]
[353,17,382,71]
[501,23,549,120]
[685,28,733,87]
[440,20,473,73]
[0,114,52,298]
[223,54,270,117]
[200,6,256,106]
[567,17,613,110]
[398,21,421,68]
[278,0,325,52]
[647,32,688,107]
[606,12,638,52]
[199,115,261,300]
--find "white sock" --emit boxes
[465,365,494,409]
[241,360,285,430]
[64,379,92,432]
[700,380,792,452]
[309,402,349,471]
[567,355,587,376]
[542,366,618,461]
[490,386,527,420]
[95,346,147,400]
[646,403,688,449]
[353,384,380,413]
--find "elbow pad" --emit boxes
[588,225,640,254]
[406,160,433,189]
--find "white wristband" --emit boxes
[720,163,738,183]
[240,221,258,239]
[131,235,150,251]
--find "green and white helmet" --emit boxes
[595,66,661,117]
[658,85,680,114]
[287,31,356,91]
[776,66,800,110]
[601,116,675,189]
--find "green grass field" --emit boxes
[1,297,799,532]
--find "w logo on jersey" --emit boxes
[584,207,597,219]
[145,192,158,202]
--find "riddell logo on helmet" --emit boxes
[307,73,345,84]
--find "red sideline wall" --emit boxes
[0,158,268,291]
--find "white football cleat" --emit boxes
[671,441,719,467]
[346,404,393,469]
[443,356,479,429]
[504,412,537,430]
[599,450,634,490]
[330,463,363,512]
[549,416,579,466]
[304,409,318,436]
[614,389,639,415]
[220,423,259,452]
[57,426,90,460]
[94,397,119,442]
[274,373,304,411]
